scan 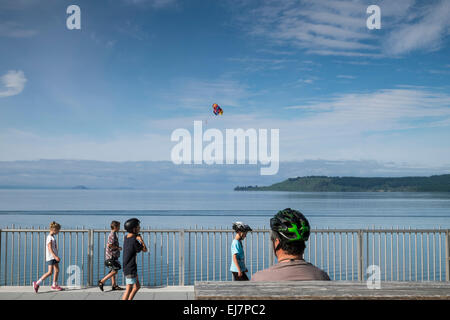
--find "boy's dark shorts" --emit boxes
[47,259,59,266]
[105,258,121,271]
[232,272,249,281]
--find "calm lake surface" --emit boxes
[0,189,449,229]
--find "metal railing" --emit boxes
[0,227,449,286]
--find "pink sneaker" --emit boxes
[32,281,39,293]
[51,285,64,291]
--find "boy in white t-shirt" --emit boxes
[32,221,63,292]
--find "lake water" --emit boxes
[0,189,449,229]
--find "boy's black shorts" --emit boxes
[105,258,121,271]
[232,272,249,281]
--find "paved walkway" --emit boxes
[0,286,194,300]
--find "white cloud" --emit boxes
[228,57,296,72]
[235,0,376,57]
[0,70,27,98]
[337,75,356,79]
[0,129,170,161]
[0,22,37,38]
[284,88,450,138]
[232,0,450,57]
[384,0,450,55]
[123,0,177,8]
[296,78,317,85]
[165,77,251,110]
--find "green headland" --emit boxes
[234,174,450,192]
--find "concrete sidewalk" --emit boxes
[0,286,194,300]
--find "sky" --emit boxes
[1,0,450,170]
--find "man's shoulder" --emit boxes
[251,265,279,281]
[251,261,330,281]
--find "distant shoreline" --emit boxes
[0,186,134,190]
[234,174,450,192]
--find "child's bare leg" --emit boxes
[53,264,59,284]
[38,265,54,283]
[100,270,117,284]
[127,280,140,300]
[111,271,117,286]
[121,284,133,300]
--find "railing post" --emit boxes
[446,230,449,282]
[88,229,94,286]
[179,229,185,285]
[0,229,2,286]
[357,230,364,282]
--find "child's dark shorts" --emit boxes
[105,258,121,271]
[47,259,59,266]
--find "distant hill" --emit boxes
[234,175,450,192]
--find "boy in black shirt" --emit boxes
[122,218,148,300]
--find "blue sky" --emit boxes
[0,0,450,168]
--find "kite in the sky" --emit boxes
[212,103,223,116]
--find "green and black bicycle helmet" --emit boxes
[124,218,141,233]
[270,208,310,242]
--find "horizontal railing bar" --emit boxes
[184,229,449,233]
[92,229,182,233]
[0,229,90,233]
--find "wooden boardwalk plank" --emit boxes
[195,281,450,300]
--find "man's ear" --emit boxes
[272,238,280,251]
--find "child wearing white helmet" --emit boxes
[230,221,252,281]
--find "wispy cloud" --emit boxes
[123,0,177,9]
[0,70,27,98]
[296,77,318,85]
[384,0,450,55]
[90,33,117,48]
[164,77,251,110]
[0,129,170,162]
[231,0,450,57]
[285,88,450,132]
[337,75,357,79]
[0,0,46,10]
[228,57,296,72]
[233,0,375,57]
[0,22,37,38]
